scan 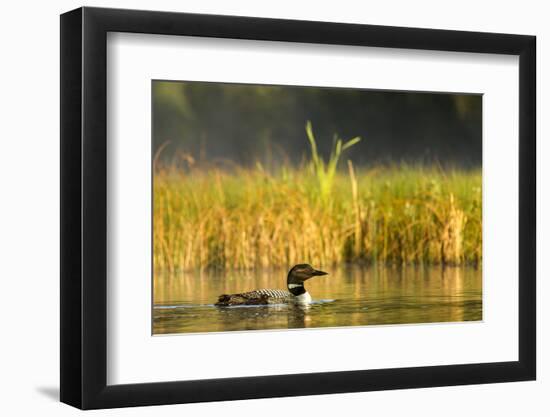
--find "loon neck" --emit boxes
[288,282,306,296]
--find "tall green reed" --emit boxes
[305,121,360,203]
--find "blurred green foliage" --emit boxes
[152,80,481,168]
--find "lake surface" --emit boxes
[153,266,482,335]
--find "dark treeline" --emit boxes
[152,80,482,168]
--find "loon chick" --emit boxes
[215,264,328,306]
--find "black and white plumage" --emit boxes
[215,264,328,306]
[216,289,292,305]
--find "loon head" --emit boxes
[287,264,328,296]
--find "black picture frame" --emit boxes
[60,6,536,410]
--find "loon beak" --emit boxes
[312,269,328,276]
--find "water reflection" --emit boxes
[153,266,482,335]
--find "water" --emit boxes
[153,266,482,335]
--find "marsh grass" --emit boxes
[306,120,361,203]
[153,159,481,272]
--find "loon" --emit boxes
[215,264,328,306]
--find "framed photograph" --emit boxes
[60,6,536,409]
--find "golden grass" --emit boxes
[153,161,481,272]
